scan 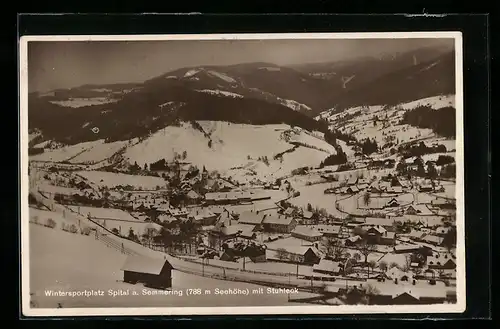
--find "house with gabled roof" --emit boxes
[291,226,323,242]
[427,253,456,270]
[421,234,445,246]
[313,258,342,276]
[365,225,396,245]
[186,190,202,205]
[121,255,172,289]
[347,176,358,186]
[262,214,298,233]
[345,235,362,246]
[405,204,434,216]
[386,198,400,208]
[238,210,266,226]
[346,186,359,194]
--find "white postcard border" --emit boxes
[19,31,466,317]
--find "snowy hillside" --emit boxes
[29,222,297,308]
[49,97,119,108]
[122,121,334,182]
[195,89,243,98]
[316,94,456,147]
[30,139,129,165]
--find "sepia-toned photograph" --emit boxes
[20,32,465,316]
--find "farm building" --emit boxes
[365,225,396,245]
[267,245,321,265]
[282,207,296,217]
[310,225,342,238]
[301,210,317,223]
[357,183,369,190]
[434,226,452,237]
[404,204,434,216]
[121,255,173,289]
[431,198,456,209]
[204,191,252,205]
[347,176,358,186]
[291,226,323,242]
[393,244,422,254]
[421,234,445,246]
[386,198,400,208]
[418,182,434,192]
[345,235,362,246]
[313,259,343,276]
[362,217,396,230]
[188,208,217,226]
[346,186,360,194]
[386,186,403,194]
[238,210,266,227]
[262,215,298,233]
[427,254,456,270]
[186,190,202,205]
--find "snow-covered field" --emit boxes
[124,121,332,183]
[397,95,455,111]
[290,183,350,218]
[287,131,337,154]
[125,122,289,171]
[50,97,119,108]
[433,181,456,200]
[29,207,83,228]
[195,89,243,98]
[206,70,237,83]
[278,98,312,112]
[30,141,100,162]
[317,95,456,148]
[68,140,129,164]
[421,152,456,163]
[76,171,166,190]
[28,224,304,308]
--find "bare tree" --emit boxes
[404,254,412,272]
[379,260,388,273]
[363,191,371,207]
[325,238,345,260]
[359,242,378,278]
[353,252,362,262]
[389,262,399,269]
[276,248,289,261]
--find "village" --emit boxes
[28,136,458,306]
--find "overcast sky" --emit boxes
[28,38,454,93]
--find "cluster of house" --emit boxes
[329,175,415,195]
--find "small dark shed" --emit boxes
[121,255,173,289]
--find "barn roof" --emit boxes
[121,255,170,275]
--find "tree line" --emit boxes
[401,105,456,138]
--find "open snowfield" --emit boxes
[423,138,457,151]
[318,95,456,148]
[421,152,456,163]
[336,140,356,159]
[397,95,455,111]
[50,97,119,108]
[28,224,307,308]
[290,183,351,218]
[357,193,414,210]
[287,131,337,154]
[195,89,243,98]
[29,207,85,228]
[124,121,332,183]
[125,122,292,171]
[66,205,162,236]
[433,181,456,200]
[30,141,99,162]
[76,171,166,190]
[206,70,236,83]
[68,140,129,164]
